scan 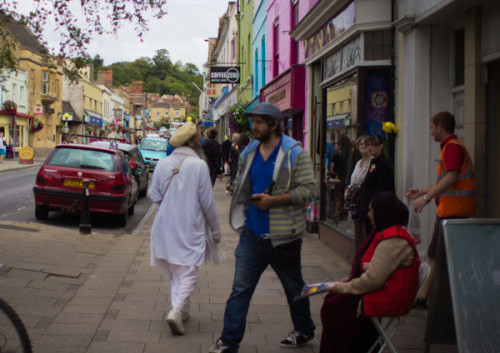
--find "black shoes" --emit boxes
[413,298,428,310]
[209,338,234,353]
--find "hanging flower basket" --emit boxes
[2,100,17,115]
[32,118,44,132]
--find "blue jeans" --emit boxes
[221,228,316,352]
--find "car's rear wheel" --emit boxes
[35,205,49,220]
[139,178,149,197]
[117,211,127,227]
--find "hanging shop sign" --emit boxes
[210,66,241,84]
[34,106,43,115]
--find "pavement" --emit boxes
[0,158,457,353]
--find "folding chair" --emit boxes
[367,262,431,353]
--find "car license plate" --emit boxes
[63,179,95,188]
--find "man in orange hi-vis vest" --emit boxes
[406,111,476,310]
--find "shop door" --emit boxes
[487,62,500,217]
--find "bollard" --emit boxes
[80,179,92,234]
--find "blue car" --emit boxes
[138,138,169,172]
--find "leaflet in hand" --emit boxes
[294,282,337,300]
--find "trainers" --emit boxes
[280,330,314,348]
[209,338,233,353]
[166,309,185,335]
[413,298,428,310]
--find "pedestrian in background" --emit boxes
[149,122,221,336]
[202,127,222,187]
[406,111,475,310]
[354,134,395,250]
[221,135,232,176]
[237,133,250,153]
[0,132,6,163]
[344,135,372,247]
[227,133,240,194]
[209,102,317,353]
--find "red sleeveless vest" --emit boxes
[361,225,420,317]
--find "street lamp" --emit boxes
[62,113,70,134]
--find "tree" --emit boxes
[0,0,167,74]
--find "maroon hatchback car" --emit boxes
[33,144,138,226]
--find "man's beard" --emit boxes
[253,127,273,142]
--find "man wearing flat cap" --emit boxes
[149,122,221,336]
[210,103,318,353]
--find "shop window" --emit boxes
[273,21,279,77]
[322,74,358,236]
[42,71,49,94]
[454,29,465,87]
[290,2,299,65]
[364,30,392,61]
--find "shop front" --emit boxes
[291,0,395,260]
[0,111,33,157]
[84,111,103,143]
[260,64,306,144]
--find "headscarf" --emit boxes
[370,191,409,231]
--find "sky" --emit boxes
[17,0,231,72]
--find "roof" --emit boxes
[5,18,45,53]
[62,101,82,122]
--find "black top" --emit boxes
[221,139,232,162]
[202,138,222,176]
[356,153,395,218]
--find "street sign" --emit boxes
[34,106,43,115]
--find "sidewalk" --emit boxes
[0,174,447,353]
[0,156,44,174]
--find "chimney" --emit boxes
[105,67,113,87]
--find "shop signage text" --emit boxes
[210,66,241,84]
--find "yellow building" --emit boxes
[82,79,104,137]
[150,102,186,126]
[4,19,63,152]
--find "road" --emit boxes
[0,166,152,235]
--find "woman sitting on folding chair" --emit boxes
[320,192,420,353]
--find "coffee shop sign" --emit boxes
[210,66,240,84]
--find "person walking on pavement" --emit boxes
[209,102,318,353]
[221,135,232,176]
[0,132,6,163]
[406,111,475,309]
[202,127,222,187]
[227,133,240,194]
[149,122,221,335]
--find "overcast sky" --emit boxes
[19,0,231,72]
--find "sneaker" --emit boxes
[166,309,185,335]
[209,338,233,353]
[280,330,315,348]
[413,298,428,310]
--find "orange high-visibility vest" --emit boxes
[436,139,475,218]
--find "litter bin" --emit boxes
[6,145,14,159]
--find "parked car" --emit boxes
[90,140,149,197]
[138,137,169,172]
[33,144,139,227]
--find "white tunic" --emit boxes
[149,147,220,267]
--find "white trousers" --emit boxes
[159,261,199,313]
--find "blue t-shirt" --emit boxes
[246,139,282,236]
[325,141,335,169]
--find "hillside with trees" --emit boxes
[92,49,203,118]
